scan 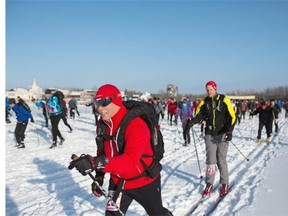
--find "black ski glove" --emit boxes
[68,154,107,176]
[224,130,233,142]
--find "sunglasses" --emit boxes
[94,97,112,107]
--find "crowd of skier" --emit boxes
[5,81,288,215]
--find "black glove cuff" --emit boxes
[96,155,109,169]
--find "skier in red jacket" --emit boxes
[69,84,172,216]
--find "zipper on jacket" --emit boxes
[212,96,217,134]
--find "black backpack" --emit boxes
[52,91,65,111]
[18,98,31,113]
[96,100,165,179]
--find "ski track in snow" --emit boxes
[6,103,288,216]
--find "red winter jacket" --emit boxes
[168,101,178,115]
[99,105,157,189]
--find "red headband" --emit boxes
[206,81,217,91]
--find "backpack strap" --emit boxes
[216,94,225,111]
[95,121,114,154]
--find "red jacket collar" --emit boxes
[104,105,128,134]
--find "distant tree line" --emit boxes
[225,86,288,101]
[125,86,288,102]
[44,85,287,102]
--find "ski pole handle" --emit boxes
[71,154,79,160]
[69,154,124,215]
[68,154,80,170]
[70,154,109,196]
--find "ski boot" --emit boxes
[203,183,213,196]
[17,143,25,149]
[50,141,57,149]
[59,138,65,145]
[220,184,229,196]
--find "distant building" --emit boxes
[6,78,42,101]
[226,95,256,100]
[167,84,178,97]
[6,88,30,101]
[132,94,140,101]
[140,92,152,102]
[29,78,43,99]
[79,90,97,104]
[5,80,125,105]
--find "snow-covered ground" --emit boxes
[5,103,288,216]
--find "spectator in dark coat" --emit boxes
[68,97,80,119]
[250,99,274,143]
[270,99,281,134]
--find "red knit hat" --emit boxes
[95,84,123,106]
[206,81,217,91]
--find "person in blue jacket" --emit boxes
[44,89,65,148]
[6,96,11,123]
[9,98,33,149]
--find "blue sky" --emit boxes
[5,0,288,94]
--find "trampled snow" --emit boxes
[5,104,288,216]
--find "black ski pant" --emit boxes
[76,108,80,116]
[201,122,204,134]
[50,115,63,143]
[274,122,279,133]
[70,108,76,119]
[241,111,246,120]
[43,110,49,126]
[183,122,191,144]
[14,121,28,144]
[257,121,272,139]
[6,109,10,122]
[105,175,172,216]
[236,114,241,124]
[156,113,160,124]
[168,113,175,126]
[61,113,72,131]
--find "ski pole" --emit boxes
[191,126,203,178]
[69,154,125,216]
[230,140,249,161]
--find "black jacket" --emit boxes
[191,94,236,136]
[251,106,273,124]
